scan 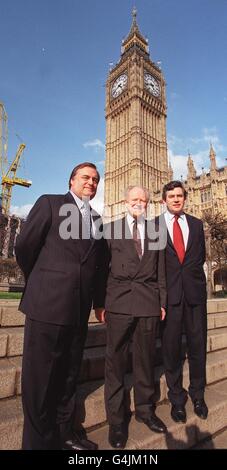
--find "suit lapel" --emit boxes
[133,220,150,275]
[167,230,175,252]
[64,192,95,262]
[136,221,148,271]
[161,213,176,254]
[65,192,88,256]
[123,217,139,261]
[185,213,193,253]
[81,212,102,264]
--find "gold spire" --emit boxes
[130,6,139,34]
[121,8,149,55]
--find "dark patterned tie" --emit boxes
[133,219,142,260]
[173,214,185,263]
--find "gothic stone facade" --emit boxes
[184,146,227,218]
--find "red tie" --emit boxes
[173,215,185,263]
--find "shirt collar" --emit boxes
[165,209,185,222]
[70,190,90,210]
[126,212,145,226]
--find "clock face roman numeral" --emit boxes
[111,73,128,98]
[144,72,160,97]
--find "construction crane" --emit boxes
[0,102,31,216]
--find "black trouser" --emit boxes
[162,297,207,406]
[21,315,88,450]
[105,312,158,425]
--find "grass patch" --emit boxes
[0,292,22,299]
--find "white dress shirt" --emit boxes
[70,190,96,237]
[164,209,189,249]
[126,213,145,255]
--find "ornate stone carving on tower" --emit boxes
[184,145,227,218]
[209,144,217,173]
[104,8,169,220]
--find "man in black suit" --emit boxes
[15,162,106,450]
[96,185,167,449]
[162,180,208,424]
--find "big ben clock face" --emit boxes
[111,73,128,98]
[144,72,160,97]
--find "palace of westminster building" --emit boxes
[104,9,227,221]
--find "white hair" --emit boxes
[124,185,150,202]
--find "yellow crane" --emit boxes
[0,102,31,216]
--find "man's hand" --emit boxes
[95,308,106,323]
[160,307,166,321]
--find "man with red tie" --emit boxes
[162,181,208,424]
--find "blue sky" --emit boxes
[1,0,227,216]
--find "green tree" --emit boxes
[203,212,227,295]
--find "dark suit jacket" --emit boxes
[158,213,207,305]
[104,217,167,316]
[15,192,106,326]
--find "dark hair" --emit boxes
[162,180,187,201]
[69,162,100,189]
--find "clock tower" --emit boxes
[104,8,169,219]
